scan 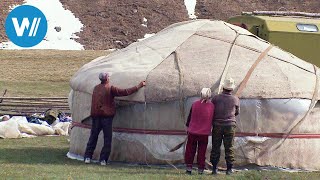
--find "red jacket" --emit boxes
[186,100,214,135]
[91,83,139,117]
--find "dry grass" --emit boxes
[0,50,108,97]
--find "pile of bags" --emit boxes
[0,116,71,138]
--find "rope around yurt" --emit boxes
[140,45,188,170]
[234,44,274,161]
[223,23,278,162]
[168,29,242,171]
[257,64,319,158]
[163,50,186,172]
[166,50,188,153]
[235,45,274,96]
[143,101,151,168]
[217,32,240,94]
[169,27,242,154]
[138,45,152,168]
[174,50,186,124]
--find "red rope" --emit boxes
[72,122,320,138]
[72,122,187,135]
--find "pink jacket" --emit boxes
[186,100,214,135]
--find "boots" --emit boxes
[226,164,233,175]
[185,170,192,175]
[185,166,192,175]
[212,163,218,175]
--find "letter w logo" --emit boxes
[11,17,41,37]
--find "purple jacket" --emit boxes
[211,91,240,126]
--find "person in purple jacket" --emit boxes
[185,88,215,175]
[210,77,240,175]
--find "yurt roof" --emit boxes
[70,19,318,103]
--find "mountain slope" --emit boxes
[1,0,320,50]
[60,0,189,50]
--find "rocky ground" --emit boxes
[1,0,320,49]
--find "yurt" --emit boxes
[68,19,320,170]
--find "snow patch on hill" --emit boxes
[184,0,197,19]
[0,0,84,50]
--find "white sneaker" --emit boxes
[84,158,91,164]
[100,160,107,166]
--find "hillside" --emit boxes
[1,0,320,50]
[60,0,189,50]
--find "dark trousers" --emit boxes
[210,125,236,166]
[185,133,209,170]
[84,117,113,161]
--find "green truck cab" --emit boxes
[228,11,320,66]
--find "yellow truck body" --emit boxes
[228,12,320,66]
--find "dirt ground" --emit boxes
[0,0,23,42]
[1,0,320,50]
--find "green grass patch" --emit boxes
[0,136,319,179]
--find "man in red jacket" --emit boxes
[84,72,145,165]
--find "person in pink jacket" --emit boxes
[185,88,214,175]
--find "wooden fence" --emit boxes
[0,97,70,116]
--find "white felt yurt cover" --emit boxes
[68,20,320,170]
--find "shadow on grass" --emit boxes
[0,147,80,165]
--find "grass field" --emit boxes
[0,136,319,179]
[0,50,107,97]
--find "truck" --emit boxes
[228,11,320,66]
